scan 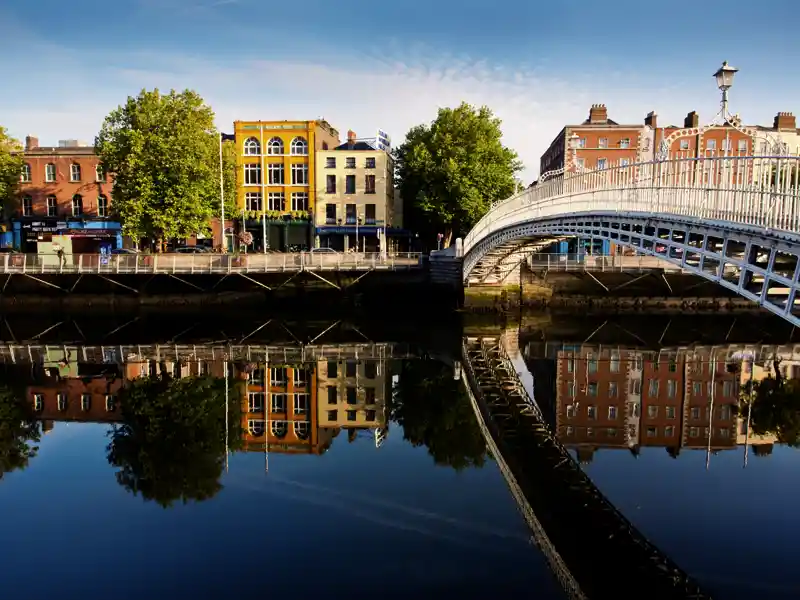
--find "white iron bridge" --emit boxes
[461,153,800,326]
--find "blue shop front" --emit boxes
[316,225,412,253]
[12,218,123,253]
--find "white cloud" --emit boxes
[0,41,784,181]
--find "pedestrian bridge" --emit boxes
[460,154,800,326]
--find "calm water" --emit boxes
[0,312,799,599]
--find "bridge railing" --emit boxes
[0,252,423,275]
[464,153,800,256]
[527,253,687,272]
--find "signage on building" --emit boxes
[375,130,391,152]
[21,220,65,233]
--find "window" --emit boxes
[345,157,356,168]
[268,163,284,184]
[567,357,574,373]
[632,379,641,395]
[326,174,336,193]
[365,204,376,224]
[667,380,677,398]
[648,405,658,418]
[596,158,607,170]
[20,163,31,182]
[345,175,356,194]
[249,368,266,384]
[291,163,308,185]
[587,354,597,373]
[610,351,620,373]
[325,203,336,224]
[290,137,308,155]
[648,380,659,397]
[244,163,261,185]
[95,164,106,182]
[666,406,676,419]
[271,393,287,413]
[97,195,108,217]
[57,394,67,411]
[267,137,284,154]
[665,425,675,437]
[271,421,287,437]
[365,387,376,404]
[45,163,56,182]
[364,361,377,379]
[588,382,598,396]
[668,358,677,373]
[566,404,576,418]
[679,139,690,150]
[586,427,594,437]
[293,368,308,387]
[737,140,747,152]
[248,420,265,436]
[365,174,376,194]
[345,203,356,224]
[608,382,618,397]
[719,427,730,438]
[293,393,309,415]
[326,386,338,404]
[243,136,261,155]
[647,427,657,438]
[722,381,734,397]
[608,406,618,419]
[706,139,717,151]
[629,402,640,417]
[719,405,732,420]
[270,367,287,386]
[365,157,376,168]
[248,393,264,412]
[566,426,574,436]
[70,163,81,181]
[587,405,597,419]
[245,192,262,211]
[366,410,376,421]
[347,410,357,422]
[692,382,702,396]
[619,138,630,148]
[689,426,699,438]
[607,428,617,437]
[598,138,608,148]
[72,194,83,216]
[345,360,357,377]
[577,137,586,148]
[33,394,43,411]
[327,360,337,377]
[691,406,700,419]
[346,387,357,405]
[105,395,116,412]
[325,157,336,168]
[327,410,337,421]
[620,158,630,167]
[567,381,575,397]
[294,421,310,439]
[291,192,308,211]
[22,196,32,216]
[81,394,91,411]
[267,192,285,211]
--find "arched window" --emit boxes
[294,421,310,440]
[271,421,287,438]
[248,420,265,436]
[290,136,308,156]
[20,164,31,182]
[72,194,83,216]
[70,163,81,182]
[267,137,284,155]
[243,136,261,155]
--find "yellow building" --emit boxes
[234,120,340,251]
[315,130,402,252]
[316,356,389,435]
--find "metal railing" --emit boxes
[464,153,800,256]
[527,253,687,272]
[0,252,423,275]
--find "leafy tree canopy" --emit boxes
[391,359,488,470]
[107,375,243,508]
[95,89,226,248]
[394,102,522,248]
[0,128,24,216]
[747,361,800,446]
[0,384,41,480]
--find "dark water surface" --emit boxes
[0,311,798,599]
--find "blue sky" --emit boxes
[2,0,798,179]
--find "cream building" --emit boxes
[315,130,400,252]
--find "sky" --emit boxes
[1,0,798,180]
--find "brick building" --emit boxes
[13,136,122,252]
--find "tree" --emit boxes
[394,102,522,248]
[391,359,488,470]
[217,138,237,221]
[95,89,225,250]
[0,384,41,480]
[0,128,24,218]
[746,358,800,446]
[106,375,243,507]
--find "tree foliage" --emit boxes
[391,359,488,470]
[0,128,24,216]
[107,375,243,508]
[394,102,522,248]
[746,359,800,446]
[95,89,225,248]
[0,383,41,480]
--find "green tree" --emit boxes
[95,89,225,250]
[394,102,522,248]
[107,375,243,507]
[0,384,41,480]
[0,128,24,218]
[746,359,800,446]
[391,359,487,470]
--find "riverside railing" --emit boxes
[464,153,800,256]
[0,252,424,275]
[526,253,687,272]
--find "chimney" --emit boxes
[774,112,796,131]
[588,104,608,124]
[644,111,658,129]
[684,111,699,128]
[347,130,357,143]
[25,136,39,151]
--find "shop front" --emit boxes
[12,219,122,253]
[316,226,412,253]
[241,218,312,252]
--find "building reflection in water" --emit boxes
[21,351,391,460]
[541,345,800,464]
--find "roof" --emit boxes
[333,140,379,151]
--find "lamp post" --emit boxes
[713,61,738,118]
[219,132,226,252]
[568,132,581,171]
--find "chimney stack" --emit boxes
[644,111,658,129]
[347,130,357,143]
[774,112,796,131]
[684,111,700,128]
[25,136,39,151]
[588,104,608,124]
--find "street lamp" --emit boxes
[568,132,581,171]
[713,61,738,116]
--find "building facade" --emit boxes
[234,120,340,252]
[315,130,400,252]
[13,137,121,252]
[316,356,389,432]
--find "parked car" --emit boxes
[309,247,339,254]
[174,246,210,253]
